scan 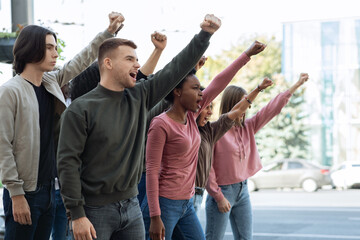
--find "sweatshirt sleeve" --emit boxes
[209,114,235,144]
[146,117,167,217]
[0,87,24,197]
[205,163,225,202]
[57,108,88,220]
[246,90,292,134]
[197,52,250,117]
[48,30,114,88]
[144,30,211,110]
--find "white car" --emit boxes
[331,161,360,189]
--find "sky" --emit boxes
[1,0,360,83]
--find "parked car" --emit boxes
[248,159,332,192]
[331,161,360,189]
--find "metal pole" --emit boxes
[11,0,34,32]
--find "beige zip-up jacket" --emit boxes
[0,30,113,198]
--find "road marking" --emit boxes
[251,233,360,239]
[254,207,360,212]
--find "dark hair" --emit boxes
[219,85,247,125]
[13,25,57,74]
[98,38,137,69]
[69,61,100,101]
[165,68,197,103]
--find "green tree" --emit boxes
[197,35,309,164]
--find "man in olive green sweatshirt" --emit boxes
[57,14,221,240]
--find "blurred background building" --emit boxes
[282,17,360,166]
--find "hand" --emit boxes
[259,77,273,90]
[216,197,231,213]
[200,14,221,34]
[245,41,267,57]
[107,12,125,35]
[149,216,165,240]
[151,32,167,50]
[11,195,31,225]
[297,73,309,86]
[195,56,208,71]
[72,217,97,240]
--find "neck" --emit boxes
[100,75,125,92]
[20,65,44,87]
[167,104,188,124]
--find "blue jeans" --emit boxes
[142,196,205,240]
[51,189,71,240]
[172,192,204,240]
[137,172,147,207]
[193,192,204,213]
[84,196,145,240]
[3,184,55,240]
[205,180,252,240]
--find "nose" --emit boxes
[134,61,140,69]
[53,49,59,58]
[199,90,203,96]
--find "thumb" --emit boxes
[200,21,211,28]
[90,225,97,239]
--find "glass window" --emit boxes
[287,161,304,169]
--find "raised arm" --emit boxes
[50,12,125,87]
[247,73,309,133]
[288,73,309,94]
[144,14,221,110]
[140,32,167,76]
[198,41,266,117]
[227,78,273,120]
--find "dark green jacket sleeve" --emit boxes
[143,30,211,109]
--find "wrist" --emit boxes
[244,96,252,108]
[151,215,162,221]
[257,85,264,92]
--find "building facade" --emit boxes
[282,17,360,166]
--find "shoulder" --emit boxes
[149,113,169,129]
[0,76,30,95]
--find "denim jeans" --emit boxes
[137,172,147,207]
[171,192,204,240]
[84,196,145,240]
[193,192,204,213]
[51,189,71,240]
[3,183,55,240]
[205,180,252,240]
[142,196,205,240]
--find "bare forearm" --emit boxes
[140,48,164,76]
[227,86,260,120]
[288,82,302,94]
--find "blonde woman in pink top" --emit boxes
[205,73,309,240]
[144,41,267,239]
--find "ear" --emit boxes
[104,58,112,70]
[174,88,182,97]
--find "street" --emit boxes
[1,188,359,239]
[197,189,360,239]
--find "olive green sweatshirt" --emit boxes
[57,30,211,220]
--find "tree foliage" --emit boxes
[197,35,309,164]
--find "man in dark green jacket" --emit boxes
[57,14,221,240]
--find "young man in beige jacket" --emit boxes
[0,11,124,240]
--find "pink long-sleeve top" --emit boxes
[206,90,292,202]
[146,52,250,217]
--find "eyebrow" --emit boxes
[46,43,57,47]
[125,55,138,61]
